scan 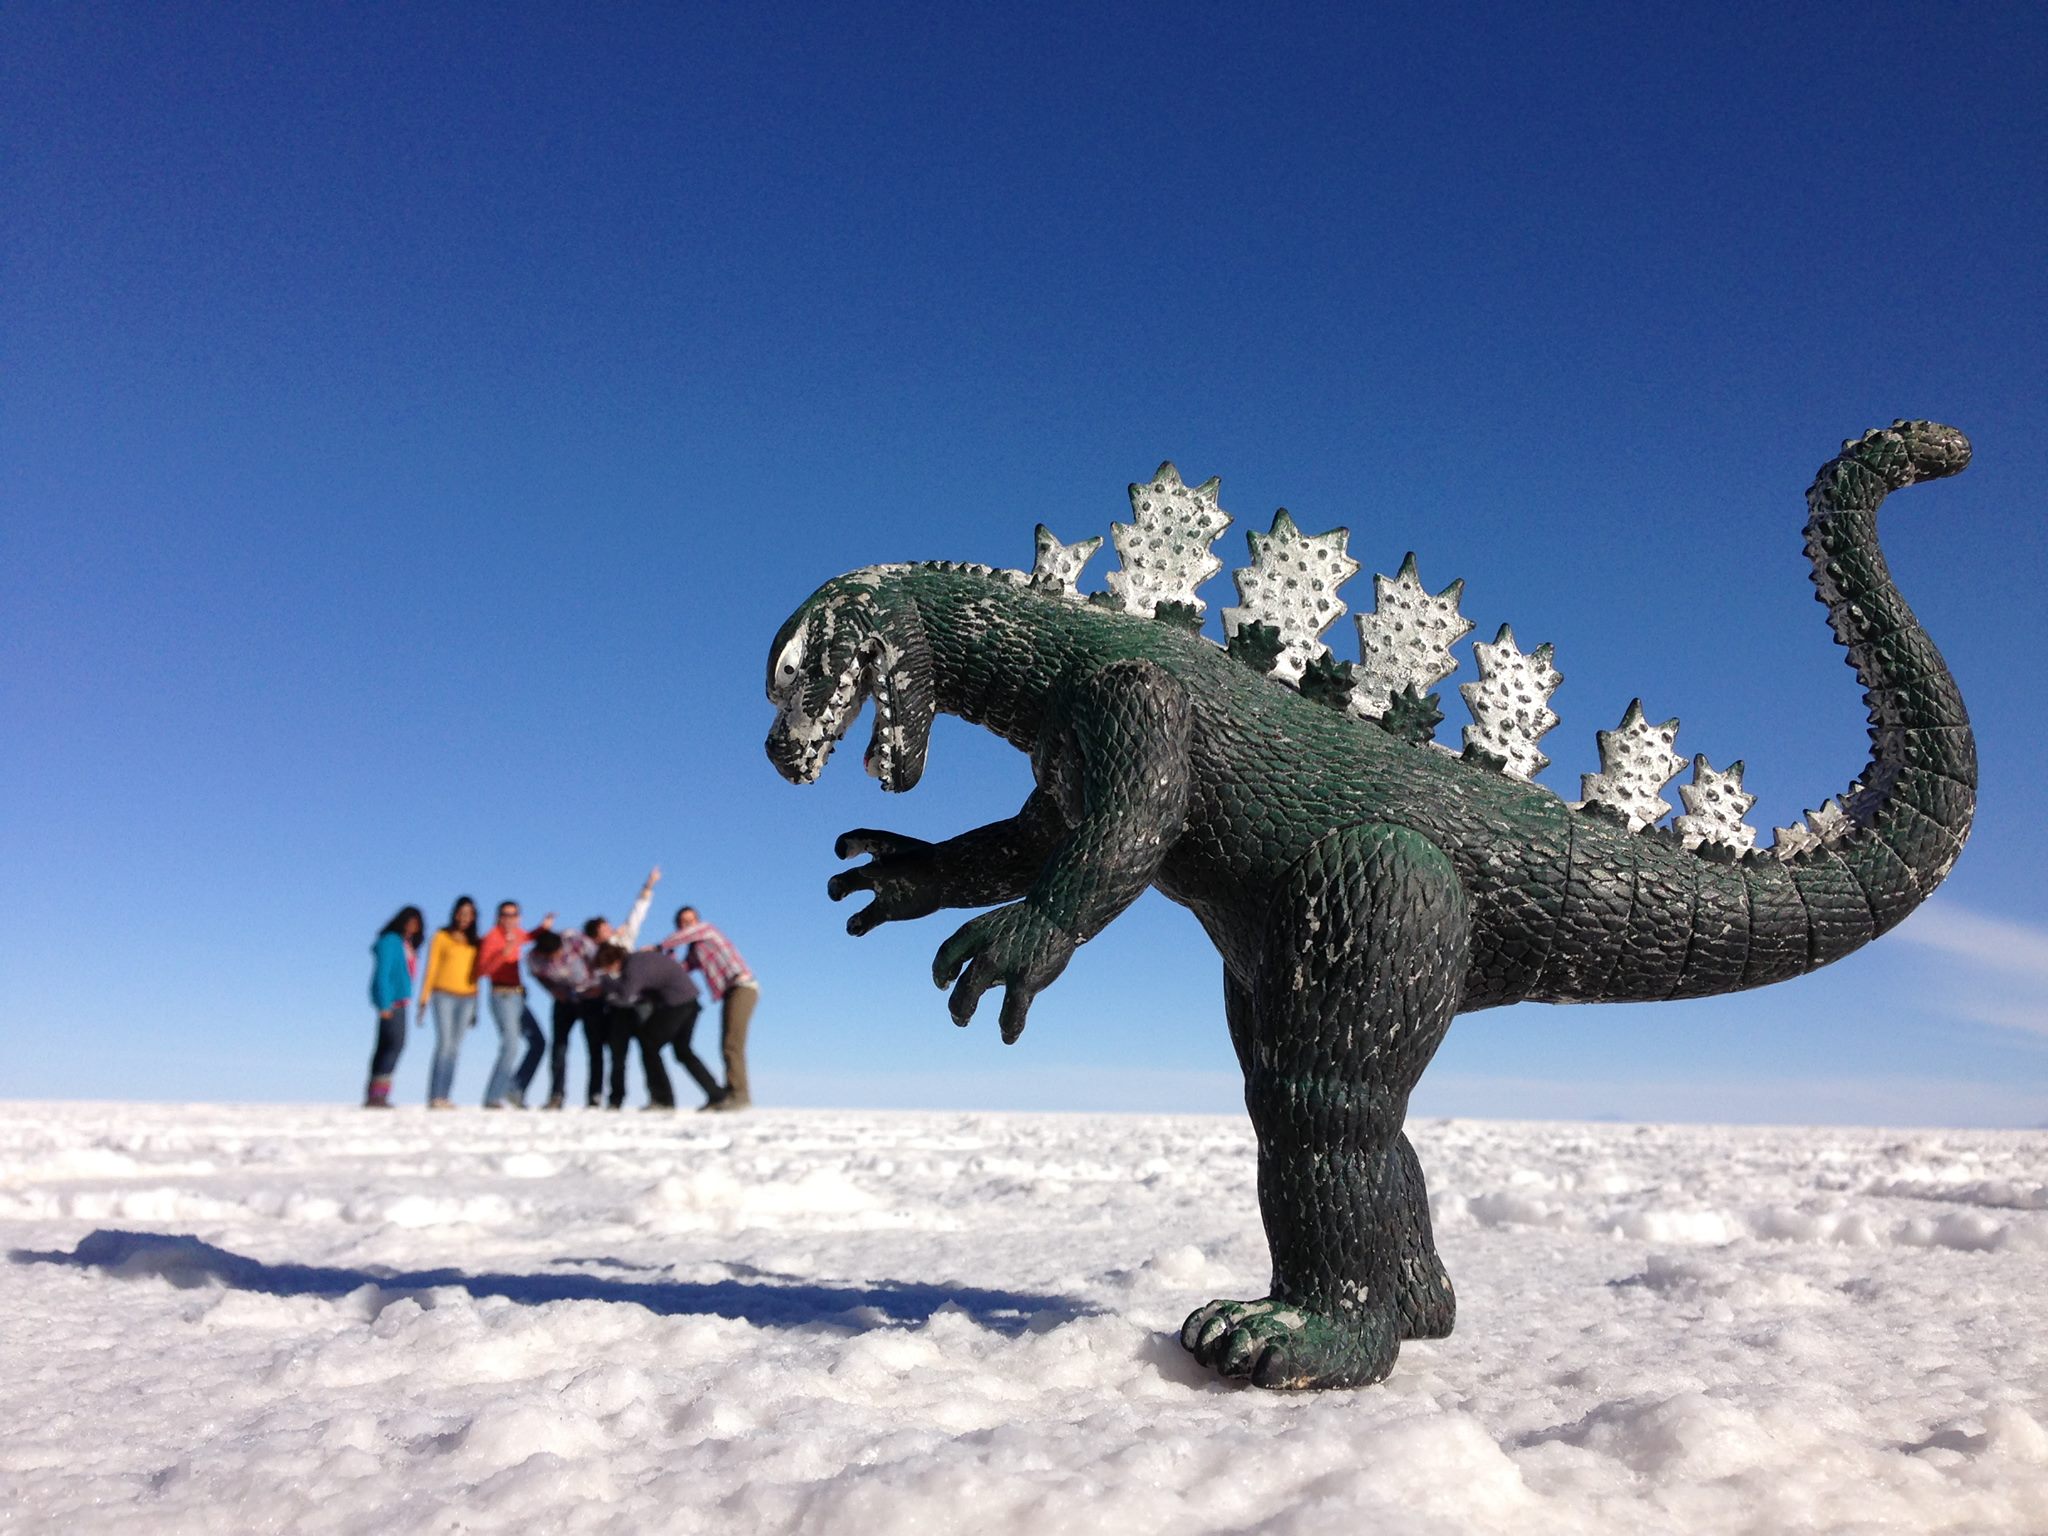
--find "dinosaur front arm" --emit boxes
[934,659,1195,1042]
[829,789,1069,935]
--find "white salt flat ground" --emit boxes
[2,1103,2044,1535]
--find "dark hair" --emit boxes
[379,906,425,944]
[496,899,519,918]
[529,928,563,958]
[673,906,696,928]
[443,895,479,945]
[593,942,628,970]
[582,917,606,941]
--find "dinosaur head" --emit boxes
[765,570,936,793]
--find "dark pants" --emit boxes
[638,1000,716,1107]
[513,1005,546,1097]
[548,996,604,1105]
[603,1003,640,1108]
[368,1008,406,1080]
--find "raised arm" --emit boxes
[616,867,660,949]
[934,659,1194,1042]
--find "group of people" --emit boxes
[366,868,759,1113]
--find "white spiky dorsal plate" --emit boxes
[1106,462,1231,618]
[1036,463,1785,863]
[1581,700,1684,831]
[1675,755,1759,850]
[1775,797,1855,857]
[1460,624,1562,779]
[1220,509,1360,684]
[1030,525,1102,597]
[1351,553,1474,720]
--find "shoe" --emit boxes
[706,1095,751,1113]
[362,1100,394,1110]
[641,1103,677,1113]
[483,1100,505,1110]
[505,1092,526,1110]
[544,1095,565,1110]
[428,1099,455,1110]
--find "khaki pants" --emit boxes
[721,981,758,1104]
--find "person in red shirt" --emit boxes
[478,899,550,1108]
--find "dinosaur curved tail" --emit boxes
[1756,420,1977,978]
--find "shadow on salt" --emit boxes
[9,1229,1092,1335]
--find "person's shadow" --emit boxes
[10,1229,1092,1335]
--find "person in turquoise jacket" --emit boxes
[366,907,424,1107]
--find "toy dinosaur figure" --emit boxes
[764,421,1975,1390]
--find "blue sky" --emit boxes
[4,3,2044,1124]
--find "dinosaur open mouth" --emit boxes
[767,640,925,791]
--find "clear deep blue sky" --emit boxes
[5,4,2045,1123]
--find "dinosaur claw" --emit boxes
[1257,1342,1304,1388]
[1219,1330,1263,1378]
[948,959,995,1025]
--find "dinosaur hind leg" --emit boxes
[1186,824,1469,1389]
[1222,969,1454,1341]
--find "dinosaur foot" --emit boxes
[1179,1296,1399,1390]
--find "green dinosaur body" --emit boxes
[765,421,1975,1389]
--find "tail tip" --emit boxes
[1843,420,1972,488]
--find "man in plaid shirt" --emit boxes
[659,906,757,1111]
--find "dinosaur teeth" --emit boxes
[773,655,868,783]
[1675,755,1759,851]
[1350,553,1474,721]
[1220,510,1360,685]
[1106,462,1231,619]
[1460,625,1562,779]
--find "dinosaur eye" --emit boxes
[772,631,807,689]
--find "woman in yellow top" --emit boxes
[418,896,480,1108]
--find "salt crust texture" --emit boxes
[3,1103,2045,1535]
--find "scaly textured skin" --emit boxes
[764,422,1976,1390]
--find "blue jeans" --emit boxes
[429,993,477,1101]
[485,986,545,1105]
[367,1007,407,1081]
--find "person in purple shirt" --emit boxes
[526,924,607,1109]
[591,944,725,1110]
